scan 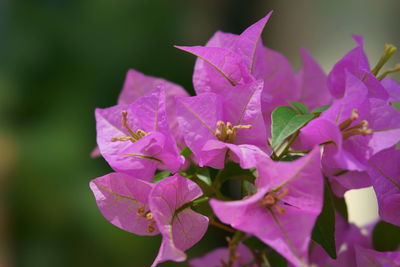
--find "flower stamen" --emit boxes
[339,109,372,140]
[145,212,153,220]
[111,111,148,143]
[261,188,289,215]
[147,221,156,233]
[136,206,147,217]
[215,120,252,143]
[371,44,397,76]
[338,109,359,130]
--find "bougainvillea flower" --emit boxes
[118,69,189,146]
[327,36,370,99]
[176,80,267,168]
[176,12,302,134]
[367,147,400,226]
[189,243,254,267]
[91,70,189,158]
[90,173,208,266]
[381,77,400,102]
[329,171,371,197]
[227,143,271,169]
[96,88,184,180]
[149,174,209,266]
[355,246,400,266]
[176,12,272,94]
[295,72,400,186]
[311,213,372,266]
[210,148,323,266]
[327,35,391,101]
[89,172,160,236]
[175,45,255,91]
[295,48,331,109]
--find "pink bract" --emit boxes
[210,148,323,267]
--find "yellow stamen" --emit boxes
[137,206,145,216]
[215,120,252,143]
[371,44,398,76]
[277,188,289,200]
[338,109,372,140]
[261,188,289,215]
[342,128,373,139]
[111,111,148,143]
[339,109,359,130]
[147,221,156,233]
[111,136,135,142]
[261,194,276,206]
[274,205,286,215]
[145,212,153,220]
[121,110,137,138]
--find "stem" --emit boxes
[287,150,309,154]
[192,174,222,198]
[192,196,209,205]
[377,64,400,80]
[371,44,397,76]
[227,231,245,267]
[271,138,288,160]
[209,219,235,233]
[333,170,349,176]
[254,250,271,267]
[211,169,229,200]
[277,131,300,160]
[174,196,209,215]
[211,153,230,200]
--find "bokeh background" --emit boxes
[1,0,399,266]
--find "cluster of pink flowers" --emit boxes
[90,11,400,266]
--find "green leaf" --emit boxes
[373,221,400,251]
[312,183,337,259]
[331,193,348,221]
[196,167,212,186]
[289,101,308,114]
[153,170,171,183]
[180,146,193,158]
[311,104,330,114]
[242,180,257,196]
[280,155,303,162]
[392,101,400,111]
[271,106,314,149]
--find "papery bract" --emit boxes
[295,72,400,195]
[91,70,189,158]
[355,246,400,266]
[381,77,400,102]
[311,213,372,266]
[176,12,303,135]
[189,243,254,267]
[327,35,391,101]
[89,172,159,236]
[150,174,209,266]
[118,69,189,145]
[176,46,254,89]
[118,69,188,105]
[177,80,267,168]
[296,48,331,109]
[96,88,183,180]
[327,36,370,98]
[367,147,400,226]
[210,147,323,267]
[176,11,272,95]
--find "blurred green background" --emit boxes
[1,0,399,266]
